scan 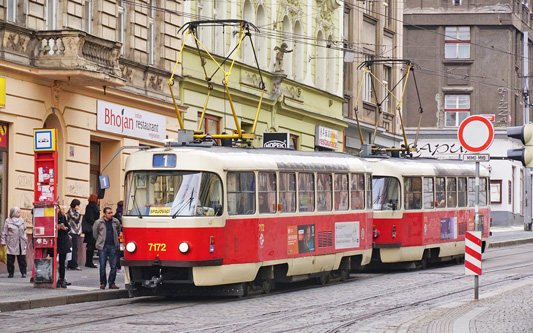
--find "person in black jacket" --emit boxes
[56,206,71,288]
[83,194,100,268]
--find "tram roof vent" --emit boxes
[177,129,194,146]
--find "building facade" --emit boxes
[343,0,405,155]
[403,0,533,227]
[0,0,185,230]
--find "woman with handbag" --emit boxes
[66,199,82,270]
[0,207,28,278]
[83,194,100,268]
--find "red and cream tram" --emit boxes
[368,157,491,267]
[121,146,373,296]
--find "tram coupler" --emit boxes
[142,275,164,289]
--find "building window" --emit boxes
[148,0,155,65]
[84,0,92,34]
[363,55,373,103]
[445,95,470,127]
[290,134,298,150]
[255,5,267,67]
[117,0,126,55]
[445,26,470,59]
[382,66,391,113]
[453,0,462,5]
[7,0,16,22]
[47,0,58,30]
[384,0,392,29]
[293,21,304,81]
[89,141,101,195]
[197,113,220,136]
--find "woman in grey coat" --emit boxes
[0,207,29,278]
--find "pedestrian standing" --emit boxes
[0,207,28,278]
[66,199,82,271]
[83,194,100,268]
[93,207,121,289]
[56,206,71,288]
[113,200,123,272]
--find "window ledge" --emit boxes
[442,58,474,65]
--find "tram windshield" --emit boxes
[372,176,400,211]
[125,171,223,217]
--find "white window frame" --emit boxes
[444,94,470,127]
[148,0,155,65]
[47,0,58,30]
[84,0,93,34]
[362,56,373,103]
[117,0,126,55]
[445,26,470,59]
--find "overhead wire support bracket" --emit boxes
[169,20,266,142]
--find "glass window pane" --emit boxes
[280,172,296,213]
[227,172,255,215]
[445,112,457,127]
[423,177,434,209]
[351,173,365,210]
[372,176,400,211]
[258,172,276,214]
[458,27,470,40]
[445,44,457,58]
[458,177,467,207]
[457,95,470,108]
[445,27,457,40]
[317,173,332,211]
[299,173,315,212]
[405,177,422,210]
[436,177,446,208]
[334,174,349,211]
[447,178,457,208]
[458,44,470,58]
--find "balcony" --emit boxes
[0,22,124,87]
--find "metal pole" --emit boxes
[475,161,480,231]
[474,275,479,300]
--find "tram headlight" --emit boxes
[126,241,137,253]
[179,242,190,254]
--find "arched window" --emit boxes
[316,30,326,90]
[282,16,292,77]
[327,34,336,93]
[256,5,268,68]
[293,21,304,81]
[242,0,255,65]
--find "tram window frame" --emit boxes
[479,177,487,206]
[298,173,315,212]
[258,172,277,214]
[227,172,256,215]
[458,177,467,207]
[334,173,349,211]
[446,177,457,208]
[423,177,434,209]
[350,173,365,210]
[372,176,401,211]
[404,177,422,210]
[366,173,372,209]
[280,172,296,213]
[317,173,333,211]
[435,177,446,208]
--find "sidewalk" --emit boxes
[0,227,532,313]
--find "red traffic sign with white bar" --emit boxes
[465,231,482,275]
[458,116,495,153]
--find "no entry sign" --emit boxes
[458,116,495,153]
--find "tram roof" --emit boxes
[125,146,372,173]
[365,157,490,177]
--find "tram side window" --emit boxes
[227,172,255,215]
[435,177,446,208]
[350,173,365,210]
[404,177,422,210]
[372,176,400,211]
[458,177,467,207]
[258,172,277,214]
[467,177,488,207]
[423,177,434,209]
[366,174,372,209]
[334,174,349,211]
[446,177,457,208]
[280,172,296,213]
[299,173,315,212]
[317,173,333,211]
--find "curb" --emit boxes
[0,289,129,312]
[488,238,533,249]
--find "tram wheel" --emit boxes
[317,273,330,285]
[261,278,273,294]
[239,283,250,298]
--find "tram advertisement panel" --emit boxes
[287,224,315,254]
[440,217,458,240]
[335,222,360,249]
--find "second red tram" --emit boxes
[368,157,491,267]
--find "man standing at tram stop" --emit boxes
[93,207,121,290]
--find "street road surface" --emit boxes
[2,243,532,333]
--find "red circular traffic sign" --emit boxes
[458,116,494,153]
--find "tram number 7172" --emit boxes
[148,243,167,251]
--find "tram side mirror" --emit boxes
[214,204,223,216]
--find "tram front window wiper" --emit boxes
[131,186,143,219]
[172,188,195,219]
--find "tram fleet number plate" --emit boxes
[153,154,177,168]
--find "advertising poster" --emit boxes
[298,224,315,253]
[335,222,360,249]
[440,217,458,240]
[287,226,299,255]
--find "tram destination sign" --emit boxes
[463,154,490,162]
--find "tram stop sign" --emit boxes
[458,115,495,153]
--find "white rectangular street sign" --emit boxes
[463,154,490,162]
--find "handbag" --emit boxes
[0,245,6,265]
[81,215,91,234]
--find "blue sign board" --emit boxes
[99,175,110,189]
[153,154,177,168]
